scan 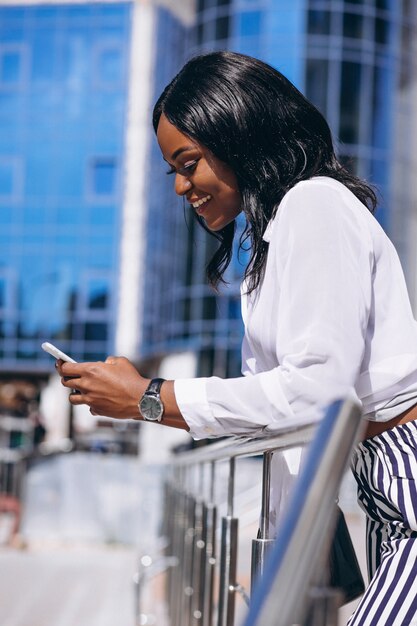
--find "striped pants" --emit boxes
[348,422,417,625]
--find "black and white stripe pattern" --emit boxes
[348,422,417,625]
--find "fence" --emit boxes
[135,399,363,626]
[0,415,34,544]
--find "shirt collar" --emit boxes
[262,219,274,243]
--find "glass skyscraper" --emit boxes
[142,0,417,380]
[0,2,132,371]
[0,0,191,380]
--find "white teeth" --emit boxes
[192,195,211,209]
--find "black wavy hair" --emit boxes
[153,51,377,293]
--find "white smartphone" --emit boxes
[41,342,77,363]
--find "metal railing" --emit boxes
[135,399,363,626]
[0,415,34,498]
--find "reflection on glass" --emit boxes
[375,17,389,44]
[203,295,216,321]
[0,48,22,83]
[31,32,55,80]
[372,65,390,150]
[0,3,130,365]
[87,279,108,310]
[84,322,107,341]
[0,160,14,196]
[339,61,361,144]
[96,46,122,84]
[370,158,387,186]
[307,10,331,35]
[375,0,390,9]
[306,58,328,116]
[241,10,263,37]
[343,13,363,39]
[215,15,229,40]
[0,279,5,308]
[90,158,117,196]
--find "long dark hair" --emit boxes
[153,51,377,293]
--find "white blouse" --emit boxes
[174,177,417,439]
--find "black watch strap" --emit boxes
[145,378,165,396]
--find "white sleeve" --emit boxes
[175,182,373,439]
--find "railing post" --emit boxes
[251,451,275,593]
[171,467,188,626]
[203,461,217,626]
[190,463,207,624]
[244,399,362,626]
[217,457,238,626]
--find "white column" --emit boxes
[115,0,156,358]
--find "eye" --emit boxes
[166,159,200,176]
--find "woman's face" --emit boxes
[157,114,242,231]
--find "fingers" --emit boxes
[61,376,81,390]
[68,392,101,417]
[68,389,86,404]
[56,360,97,377]
[56,355,139,419]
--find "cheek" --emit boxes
[223,188,242,213]
[205,160,239,199]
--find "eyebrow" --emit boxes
[171,145,197,161]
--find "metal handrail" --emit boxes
[170,420,317,465]
[245,399,363,626]
[137,399,363,626]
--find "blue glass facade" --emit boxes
[142,7,246,378]
[0,3,131,370]
[304,0,401,230]
[141,0,417,379]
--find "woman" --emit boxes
[58,52,417,624]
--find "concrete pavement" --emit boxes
[0,544,137,626]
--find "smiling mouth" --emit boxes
[191,194,212,211]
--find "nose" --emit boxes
[174,174,192,197]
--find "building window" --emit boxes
[215,15,230,40]
[375,17,389,44]
[84,322,108,341]
[0,278,5,309]
[78,273,111,315]
[87,278,109,310]
[308,10,331,36]
[339,61,362,144]
[343,12,363,39]
[93,42,124,89]
[0,45,26,87]
[306,59,328,116]
[0,157,22,201]
[88,157,117,199]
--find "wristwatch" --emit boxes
[138,378,165,422]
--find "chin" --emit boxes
[205,216,235,232]
[206,223,224,232]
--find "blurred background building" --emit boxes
[0,0,416,435]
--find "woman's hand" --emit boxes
[57,356,149,419]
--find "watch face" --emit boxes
[139,395,163,421]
